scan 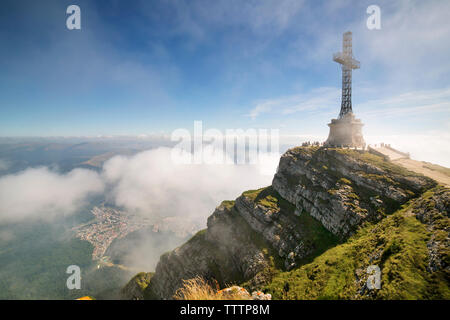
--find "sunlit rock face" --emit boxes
[272,147,434,238]
[143,202,273,300]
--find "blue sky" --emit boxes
[0,0,449,162]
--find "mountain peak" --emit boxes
[123,146,449,300]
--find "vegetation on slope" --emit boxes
[120,272,153,299]
[243,186,339,264]
[263,189,449,299]
[167,186,448,300]
[243,186,294,212]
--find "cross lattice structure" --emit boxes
[333,31,360,118]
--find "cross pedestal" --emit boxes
[326,113,365,148]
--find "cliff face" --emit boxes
[272,147,434,238]
[120,272,153,300]
[142,201,275,299]
[127,147,447,300]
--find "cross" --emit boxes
[333,31,360,118]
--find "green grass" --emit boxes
[242,188,264,200]
[362,173,396,185]
[264,200,449,299]
[220,200,236,210]
[126,272,153,291]
[239,186,340,291]
[295,211,340,265]
[243,186,298,213]
[185,229,207,245]
[242,187,280,210]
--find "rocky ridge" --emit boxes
[122,147,446,300]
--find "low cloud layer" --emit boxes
[0,143,448,271]
[0,147,278,226]
[0,167,104,223]
[103,147,277,228]
[1,134,449,227]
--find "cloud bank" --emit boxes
[0,167,104,223]
[0,148,278,226]
[102,147,277,228]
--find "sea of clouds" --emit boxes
[0,147,279,226]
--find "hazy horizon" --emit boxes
[1,0,449,166]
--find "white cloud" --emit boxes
[102,147,276,228]
[365,133,450,168]
[353,87,450,167]
[279,0,450,92]
[357,0,450,86]
[0,144,279,227]
[0,168,104,223]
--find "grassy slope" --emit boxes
[264,190,449,299]
[242,186,339,265]
[161,187,448,300]
[252,149,447,299]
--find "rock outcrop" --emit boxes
[129,147,442,300]
[143,202,274,299]
[272,147,434,238]
[265,186,450,300]
[408,187,449,274]
[120,272,153,300]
